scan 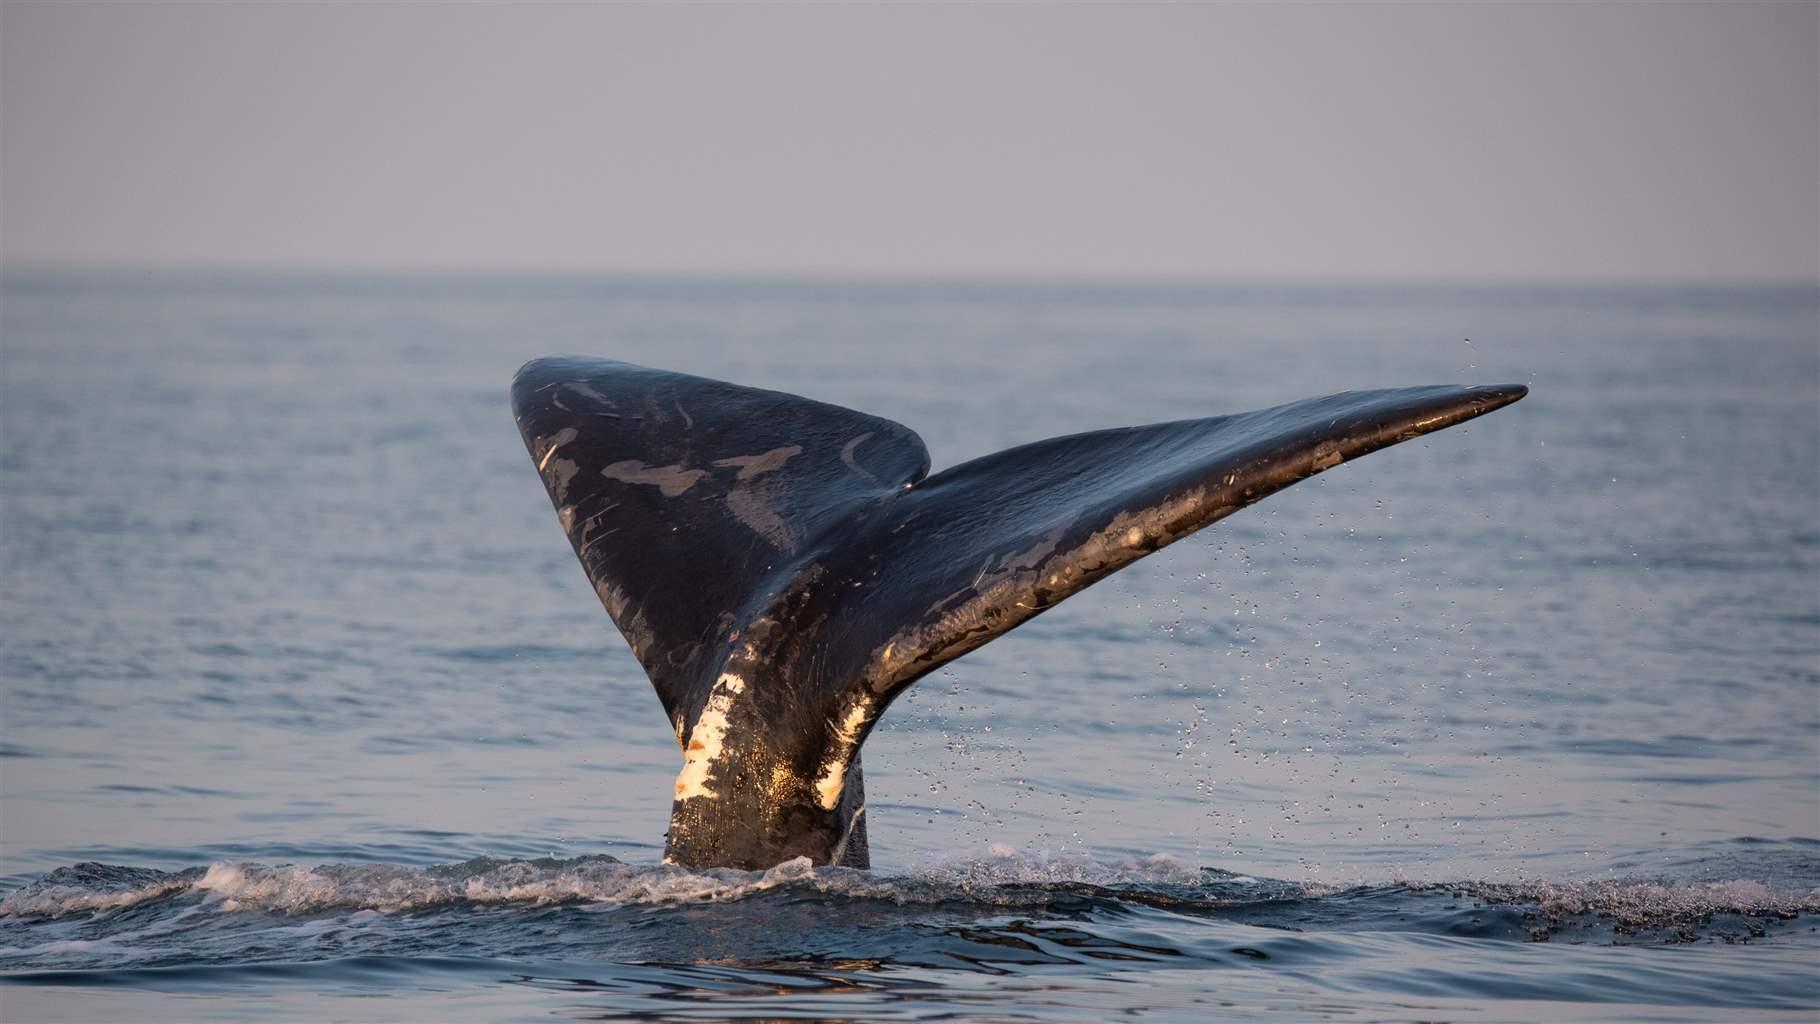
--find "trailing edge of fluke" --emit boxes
[511,357,1526,869]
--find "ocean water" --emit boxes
[1,271,1815,1021]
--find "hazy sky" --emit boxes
[2,2,1814,283]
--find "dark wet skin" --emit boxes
[512,357,1526,869]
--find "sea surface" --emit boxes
[1,271,1816,1021]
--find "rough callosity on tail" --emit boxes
[512,357,1526,869]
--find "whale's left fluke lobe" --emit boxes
[512,357,1525,869]
[510,357,930,729]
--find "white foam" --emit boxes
[0,848,1220,919]
[1397,876,1820,928]
[912,844,1208,888]
[8,851,1812,923]
[0,874,193,918]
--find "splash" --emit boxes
[0,863,199,919]
[0,849,1265,920]
[4,851,1816,947]
[1399,877,1820,942]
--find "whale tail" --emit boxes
[511,357,1525,868]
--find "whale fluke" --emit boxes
[512,357,1525,869]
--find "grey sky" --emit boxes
[2,2,1814,283]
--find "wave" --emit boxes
[3,847,1817,1022]
[3,847,1814,938]
[0,848,1221,918]
[1402,877,1819,940]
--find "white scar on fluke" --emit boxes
[814,695,873,810]
[673,673,745,802]
[713,445,802,480]
[538,427,578,471]
[602,460,708,497]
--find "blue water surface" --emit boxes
[1,272,1816,1021]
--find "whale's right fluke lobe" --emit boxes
[511,358,1526,869]
[825,384,1531,706]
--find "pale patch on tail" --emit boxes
[673,674,746,801]
[815,695,874,810]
